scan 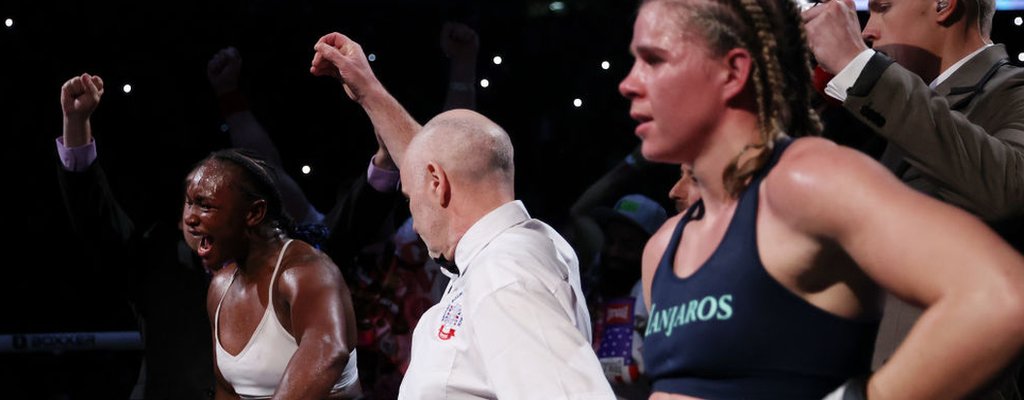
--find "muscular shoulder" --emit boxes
[761,137,903,236]
[277,240,345,297]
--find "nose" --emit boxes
[619,62,642,99]
[182,204,199,227]
[861,16,879,47]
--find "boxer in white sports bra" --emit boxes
[184,149,361,399]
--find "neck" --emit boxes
[444,185,513,261]
[690,109,762,214]
[937,24,988,77]
[237,231,287,277]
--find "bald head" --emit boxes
[405,109,515,190]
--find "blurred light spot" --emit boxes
[4,18,13,28]
[601,61,610,70]
[492,56,503,65]
[220,123,230,133]
[301,165,312,175]
[368,53,377,62]
[122,84,132,94]
[573,98,582,108]
[549,1,566,12]
[1018,52,1024,62]
[1014,16,1022,26]
[480,78,490,88]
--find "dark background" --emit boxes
[0,0,1022,397]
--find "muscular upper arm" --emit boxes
[642,215,680,312]
[277,247,353,352]
[763,138,1024,307]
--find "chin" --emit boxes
[641,144,677,164]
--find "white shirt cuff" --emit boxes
[825,49,876,102]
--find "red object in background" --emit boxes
[813,66,844,108]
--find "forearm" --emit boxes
[273,343,349,400]
[870,292,1024,399]
[275,170,320,226]
[322,172,400,264]
[213,366,241,400]
[63,116,92,148]
[225,111,284,167]
[358,84,421,167]
[569,159,642,217]
[444,57,477,111]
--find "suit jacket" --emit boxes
[321,170,405,274]
[58,161,216,400]
[844,45,1024,247]
[839,46,1024,396]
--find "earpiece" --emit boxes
[937,0,949,12]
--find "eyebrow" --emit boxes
[633,45,667,58]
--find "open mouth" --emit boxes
[188,230,214,258]
[198,235,214,258]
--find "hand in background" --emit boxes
[440,21,479,62]
[61,73,105,147]
[61,73,104,122]
[207,46,243,96]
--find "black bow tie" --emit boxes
[434,255,459,275]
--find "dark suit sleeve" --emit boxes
[321,172,402,270]
[842,52,1024,221]
[57,161,136,255]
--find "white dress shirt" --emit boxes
[825,44,993,101]
[399,200,614,400]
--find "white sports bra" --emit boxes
[215,239,359,399]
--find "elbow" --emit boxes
[323,340,352,372]
[987,276,1024,348]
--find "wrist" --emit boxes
[450,54,478,64]
[62,120,92,148]
[63,114,90,125]
[356,82,390,107]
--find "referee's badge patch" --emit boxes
[438,292,464,341]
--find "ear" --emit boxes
[246,199,268,227]
[426,162,451,208]
[935,0,956,22]
[719,48,753,103]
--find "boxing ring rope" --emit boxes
[0,331,142,353]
